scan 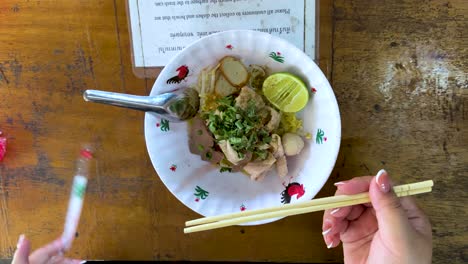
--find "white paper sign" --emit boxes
[129,0,315,67]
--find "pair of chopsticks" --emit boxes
[184,180,433,233]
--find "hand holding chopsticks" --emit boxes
[184,179,433,234]
[322,171,433,263]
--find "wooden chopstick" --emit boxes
[184,186,432,234]
[186,180,433,227]
[184,180,433,234]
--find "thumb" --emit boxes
[369,170,414,241]
[12,234,31,264]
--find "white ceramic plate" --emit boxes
[144,30,341,225]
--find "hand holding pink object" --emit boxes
[12,147,92,264]
[12,235,83,264]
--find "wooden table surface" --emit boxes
[0,0,466,263]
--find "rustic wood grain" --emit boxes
[317,0,334,80]
[0,0,466,263]
[328,0,468,263]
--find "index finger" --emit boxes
[326,176,374,217]
[334,176,373,194]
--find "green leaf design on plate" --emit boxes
[316,128,325,144]
[269,52,284,63]
[194,186,209,200]
[160,119,170,132]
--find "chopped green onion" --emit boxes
[204,95,275,160]
[220,167,232,173]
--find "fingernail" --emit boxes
[327,241,333,249]
[376,169,390,193]
[322,220,332,236]
[334,181,345,186]
[331,208,341,215]
[322,227,332,235]
[17,234,25,249]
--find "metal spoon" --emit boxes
[83,88,200,122]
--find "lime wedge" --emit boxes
[262,73,309,113]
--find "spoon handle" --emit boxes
[83,90,172,115]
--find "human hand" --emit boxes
[12,235,83,264]
[322,170,432,264]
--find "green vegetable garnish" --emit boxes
[168,88,200,120]
[254,150,268,160]
[197,144,205,152]
[203,96,271,160]
[220,167,232,173]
